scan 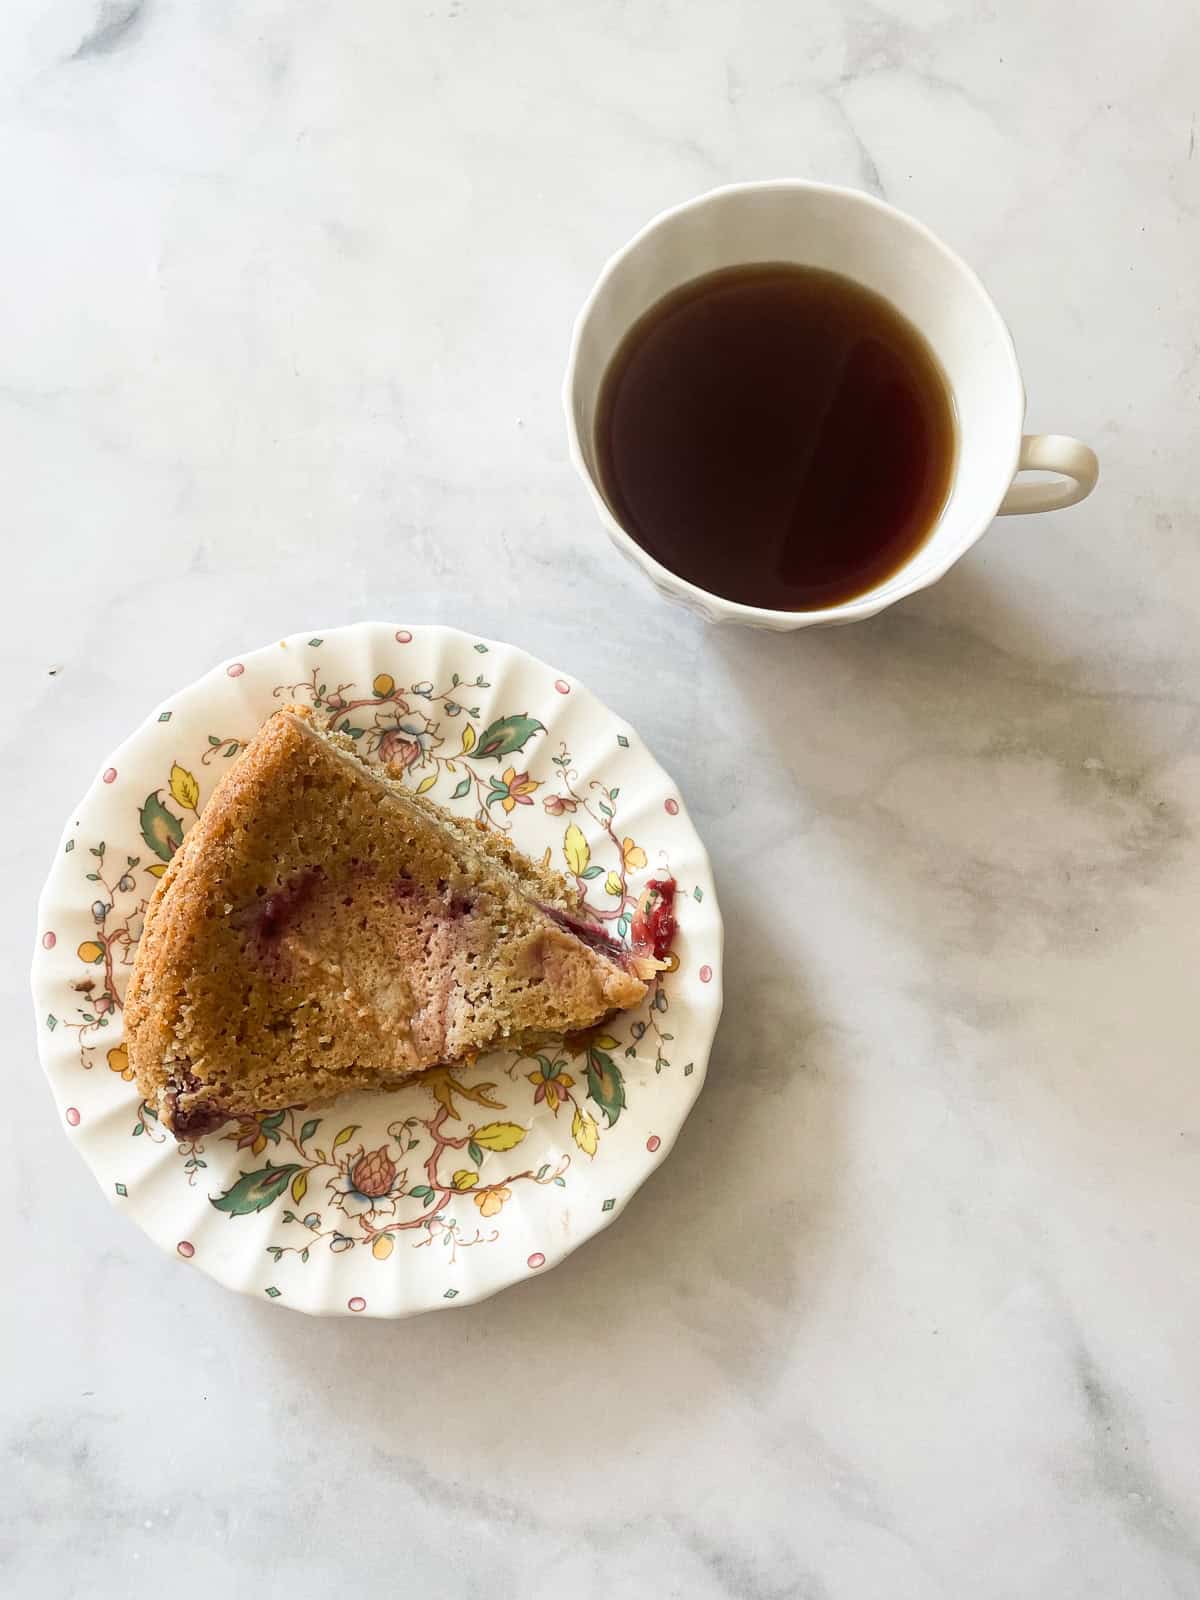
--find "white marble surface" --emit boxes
[4,1,1200,1594]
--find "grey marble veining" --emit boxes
[4,1,1200,1596]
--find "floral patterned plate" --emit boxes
[31,623,723,1317]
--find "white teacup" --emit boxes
[564,180,1099,630]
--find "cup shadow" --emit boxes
[708,555,1191,954]
[697,553,1193,1168]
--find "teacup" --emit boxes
[564,180,1099,630]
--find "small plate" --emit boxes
[31,623,723,1317]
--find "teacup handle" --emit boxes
[997,433,1099,515]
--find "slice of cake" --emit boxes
[126,706,650,1136]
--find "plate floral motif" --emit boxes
[32,624,723,1317]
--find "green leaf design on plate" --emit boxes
[299,1118,321,1145]
[451,777,472,799]
[139,791,184,862]
[473,713,545,761]
[584,1046,626,1128]
[210,1162,302,1218]
[259,1110,286,1143]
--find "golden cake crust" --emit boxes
[126,707,646,1135]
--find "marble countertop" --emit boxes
[5,2,1200,1595]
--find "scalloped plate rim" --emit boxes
[31,622,724,1318]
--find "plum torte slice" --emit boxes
[126,706,655,1137]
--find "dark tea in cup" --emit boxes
[594,263,957,611]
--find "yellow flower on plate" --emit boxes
[498,767,539,814]
[107,1044,134,1081]
[474,1186,511,1218]
[223,1119,268,1155]
[452,1168,479,1190]
[621,837,647,872]
[527,1066,574,1114]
